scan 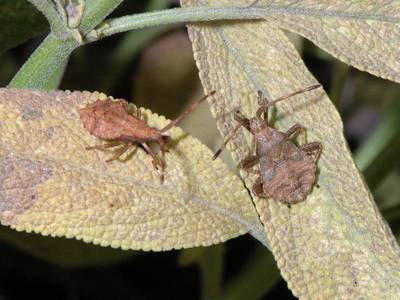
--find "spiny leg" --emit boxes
[234,110,251,131]
[86,142,121,151]
[239,155,260,174]
[158,136,171,184]
[160,135,171,153]
[140,143,162,169]
[252,177,268,198]
[106,142,133,163]
[256,90,269,122]
[286,124,306,144]
[286,124,304,137]
[301,142,323,162]
[141,142,164,183]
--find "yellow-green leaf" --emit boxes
[182,0,400,298]
[260,0,400,82]
[0,88,266,251]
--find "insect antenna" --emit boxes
[212,123,242,160]
[160,91,216,133]
[256,84,321,118]
[269,84,321,106]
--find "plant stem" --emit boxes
[43,57,69,90]
[91,6,264,41]
[8,35,77,89]
[79,0,124,34]
[28,0,66,37]
[9,0,124,89]
[10,4,264,88]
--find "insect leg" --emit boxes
[106,142,133,162]
[239,155,260,174]
[301,142,323,162]
[234,110,251,131]
[86,142,121,150]
[141,142,164,183]
[160,91,216,133]
[256,91,269,121]
[286,124,304,137]
[252,177,268,198]
[140,143,162,169]
[159,136,171,183]
[286,123,307,144]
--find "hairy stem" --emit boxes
[28,0,66,37]
[10,4,263,88]
[9,0,124,89]
[8,35,77,89]
[93,6,264,40]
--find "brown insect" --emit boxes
[213,85,322,204]
[79,91,215,183]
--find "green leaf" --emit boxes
[182,0,400,298]
[0,89,267,251]
[179,245,224,300]
[0,0,48,53]
[355,98,400,189]
[221,247,280,300]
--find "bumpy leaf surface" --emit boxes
[0,89,266,251]
[259,0,400,82]
[182,0,400,298]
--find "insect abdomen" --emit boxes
[263,157,316,204]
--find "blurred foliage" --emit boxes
[0,0,48,53]
[1,0,400,299]
[133,30,198,119]
[179,245,225,300]
[0,226,136,268]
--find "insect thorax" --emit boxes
[255,127,286,156]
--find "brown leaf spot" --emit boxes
[0,155,53,225]
[21,107,43,120]
[47,126,56,139]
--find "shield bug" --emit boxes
[213,85,322,204]
[80,91,215,183]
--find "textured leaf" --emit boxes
[0,0,48,53]
[0,89,266,251]
[182,0,400,298]
[258,0,400,83]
